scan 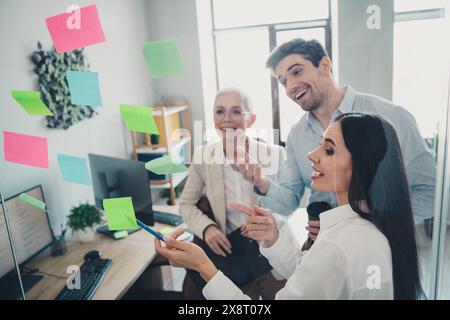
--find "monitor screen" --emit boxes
[0,186,53,279]
[88,153,154,226]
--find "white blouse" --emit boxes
[203,204,394,300]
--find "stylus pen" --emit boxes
[136,219,164,241]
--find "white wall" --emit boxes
[147,0,206,128]
[0,0,155,229]
[337,0,394,100]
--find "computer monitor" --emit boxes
[88,153,154,226]
[0,185,53,298]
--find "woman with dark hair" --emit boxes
[155,112,421,300]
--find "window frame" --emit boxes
[210,0,332,146]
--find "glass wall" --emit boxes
[393,1,450,299]
[209,0,450,299]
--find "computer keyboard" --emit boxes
[55,258,112,300]
[153,211,183,226]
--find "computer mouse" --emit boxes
[84,250,101,260]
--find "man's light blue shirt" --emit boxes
[258,86,436,223]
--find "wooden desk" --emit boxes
[26,205,180,300]
[24,206,308,300]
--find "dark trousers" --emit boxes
[186,230,273,297]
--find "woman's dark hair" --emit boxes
[335,112,421,300]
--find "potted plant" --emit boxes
[67,203,102,242]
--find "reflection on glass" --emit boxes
[393,18,448,139]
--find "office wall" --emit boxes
[147,0,206,128]
[0,0,155,229]
[337,0,394,100]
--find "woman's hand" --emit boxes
[229,203,279,248]
[154,228,218,281]
[203,225,232,257]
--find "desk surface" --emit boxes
[25,206,308,300]
[26,205,180,300]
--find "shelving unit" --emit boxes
[130,99,192,205]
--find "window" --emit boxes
[213,0,329,29]
[393,17,448,138]
[215,28,273,139]
[212,0,331,143]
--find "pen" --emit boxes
[136,219,164,241]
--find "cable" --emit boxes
[21,266,68,280]
[33,271,68,280]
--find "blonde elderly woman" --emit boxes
[179,87,286,299]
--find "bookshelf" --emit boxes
[130,99,191,204]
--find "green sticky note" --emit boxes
[120,104,159,135]
[145,155,187,175]
[142,39,184,78]
[113,230,129,239]
[103,197,138,231]
[11,91,53,116]
[18,193,46,211]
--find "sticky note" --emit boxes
[145,155,187,174]
[103,197,138,231]
[113,230,128,239]
[11,91,53,116]
[3,131,49,168]
[142,40,184,78]
[57,154,92,186]
[45,4,106,53]
[18,193,46,211]
[66,71,102,106]
[120,104,159,134]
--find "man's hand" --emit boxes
[306,220,320,240]
[230,203,279,248]
[230,147,271,194]
[203,225,232,257]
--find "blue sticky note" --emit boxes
[57,154,92,186]
[66,71,102,107]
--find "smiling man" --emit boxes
[233,38,436,230]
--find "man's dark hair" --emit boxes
[266,38,329,70]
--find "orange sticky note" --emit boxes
[3,131,49,168]
[45,4,106,53]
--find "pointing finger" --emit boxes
[229,202,255,216]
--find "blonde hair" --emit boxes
[214,87,253,113]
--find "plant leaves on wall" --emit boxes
[31,41,96,129]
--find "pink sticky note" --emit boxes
[45,4,106,53]
[3,131,49,168]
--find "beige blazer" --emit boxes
[180,138,286,239]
